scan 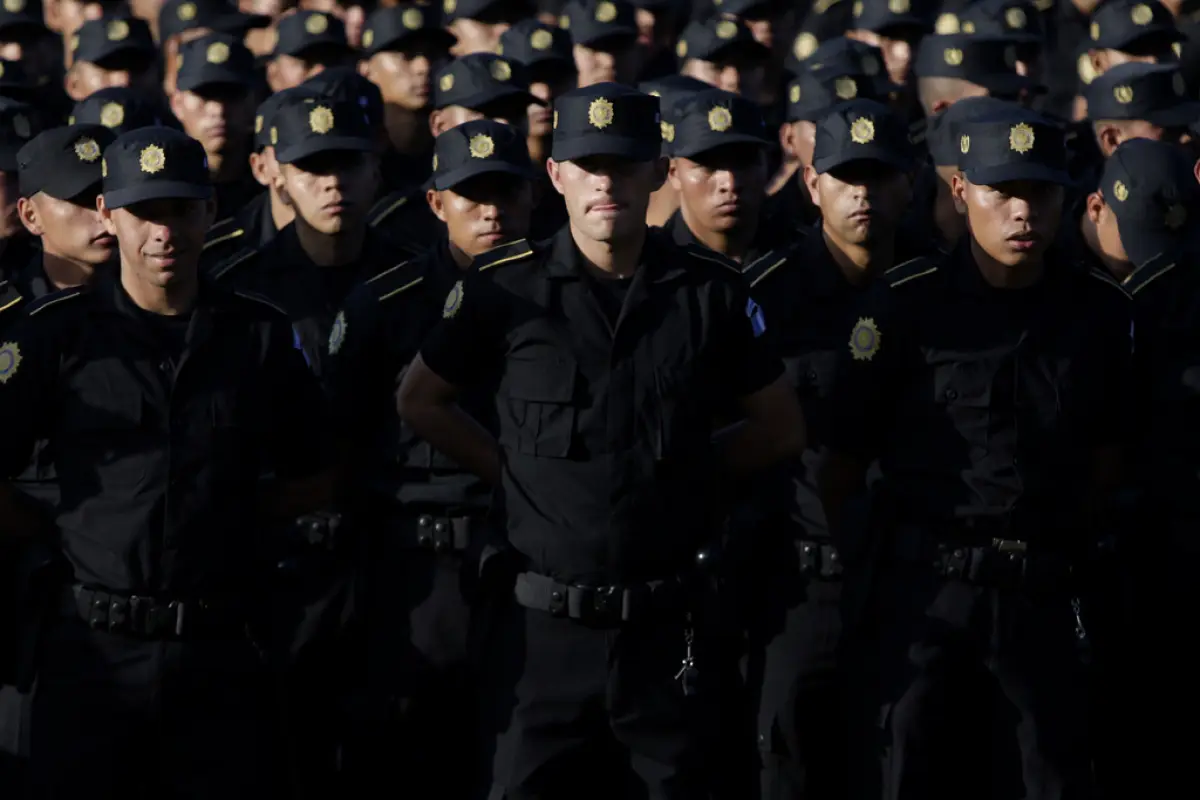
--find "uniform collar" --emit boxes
[543,223,685,285]
[666,207,790,272]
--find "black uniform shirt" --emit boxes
[327,238,495,510]
[0,275,330,595]
[826,244,1132,523]
[664,207,803,274]
[419,227,782,585]
[202,188,278,272]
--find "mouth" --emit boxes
[91,234,114,246]
[145,252,178,267]
[848,209,874,222]
[322,201,348,214]
[589,202,623,215]
[478,230,505,243]
[1007,233,1038,251]
[713,201,742,215]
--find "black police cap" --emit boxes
[431,119,534,190]
[551,82,660,162]
[176,33,255,93]
[708,0,778,16]
[271,11,350,59]
[791,37,894,99]
[70,15,154,67]
[1087,62,1200,125]
[813,98,913,173]
[253,87,314,151]
[676,16,768,63]
[925,95,1018,166]
[787,67,886,123]
[158,0,268,43]
[665,88,768,158]
[1089,0,1182,52]
[361,5,456,57]
[638,74,708,155]
[18,124,115,200]
[956,108,1069,185]
[913,34,1036,96]
[499,18,573,68]
[70,87,164,134]
[0,0,46,40]
[0,102,37,171]
[434,53,542,111]
[271,97,374,165]
[560,0,637,48]
[101,127,212,209]
[948,0,1043,44]
[1101,137,1200,266]
[302,67,384,131]
[850,0,935,35]
[784,1,855,74]
[442,0,535,22]
[0,58,33,103]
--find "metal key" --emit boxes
[673,619,699,696]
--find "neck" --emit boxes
[526,134,550,170]
[680,203,758,263]
[270,188,294,231]
[447,240,474,270]
[121,261,197,315]
[822,226,891,287]
[41,251,98,290]
[384,105,433,155]
[970,237,1044,288]
[571,222,644,278]
[294,215,366,267]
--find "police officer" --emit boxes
[677,14,771,99]
[640,73,709,226]
[1086,0,1182,80]
[443,0,534,57]
[820,106,1128,799]
[69,86,167,134]
[562,0,642,86]
[954,0,1046,86]
[1085,61,1200,155]
[912,33,1038,116]
[499,18,575,171]
[0,103,40,282]
[64,14,157,102]
[158,0,270,93]
[0,125,334,799]
[846,0,935,89]
[326,118,534,800]
[266,10,353,92]
[743,97,916,800]
[397,82,807,798]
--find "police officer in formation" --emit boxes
[0,1,1199,799]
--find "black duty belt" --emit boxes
[796,539,842,580]
[513,571,685,627]
[386,512,478,553]
[67,585,247,640]
[890,531,1070,587]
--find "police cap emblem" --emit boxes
[309,105,334,134]
[75,137,101,162]
[469,133,495,158]
[588,97,614,129]
[101,102,124,128]
[305,13,328,35]
[140,144,165,174]
[850,116,875,144]
[402,8,423,29]
[1009,122,1035,154]
[708,105,732,132]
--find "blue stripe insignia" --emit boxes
[746,297,766,338]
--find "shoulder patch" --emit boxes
[885,256,939,289]
[0,280,23,315]
[1124,258,1177,296]
[233,289,287,316]
[684,244,741,275]
[476,238,534,272]
[26,285,86,317]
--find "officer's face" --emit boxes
[170,85,257,167]
[1089,46,1169,79]
[952,177,1064,267]
[19,191,114,265]
[1085,191,1131,271]
[848,28,917,87]
[45,0,105,36]
[573,38,640,87]
[806,160,912,246]
[363,43,444,111]
[99,196,217,287]
[432,99,529,136]
[428,173,533,257]
[1096,118,1180,158]
[668,144,768,234]
[547,154,665,242]
[681,55,765,99]
[528,65,576,137]
[279,150,379,233]
[448,18,508,57]
[269,53,330,92]
[781,120,816,168]
[66,59,156,102]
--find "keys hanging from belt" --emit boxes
[674,614,699,697]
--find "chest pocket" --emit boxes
[59,390,149,488]
[928,353,997,447]
[500,356,578,458]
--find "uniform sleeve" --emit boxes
[717,279,784,399]
[261,316,335,479]
[323,285,385,442]
[419,272,505,387]
[0,315,57,478]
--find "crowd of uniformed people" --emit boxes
[0,0,1196,797]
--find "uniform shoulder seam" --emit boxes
[210,247,259,281]
[477,238,534,272]
[233,289,287,316]
[369,194,409,226]
[685,245,741,275]
[0,280,22,314]
[365,259,412,285]
[203,226,245,251]
[1125,260,1177,296]
[885,256,939,288]
[27,286,86,317]
[1088,266,1131,297]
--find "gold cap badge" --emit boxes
[716,20,737,39]
[440,73,454,91]
[140,144,166,174]
[660,121,675,142]
[1090,21,1100,40]
[889,0,910,13]
[1006,6,1027,29]
[559,13,569,28]
[255,114,263,134]
[271,127,278,145]
[1131,3,1153,25]
[588,97,614,129]
[1114,85,1133,103]
[177,2,196,21]
[3,0,24,12]
[1112,180,1128,201]
[1009,122,1035,153]
[944,48,963,66]
[444,0,456,12]
[531,28,553,50]
[101,102,124,128]
[362,29,373,48]
[595,1,617,22]
[708,106,732,132]
[75,137,101,162]
[309,105,334,134]
[850,116,874,144]
[490,59,511,81]
[0,342,22,384]
[305,13,328,35]
[794,32,818,60]
[469,133,495,158]
[107,19,129,41]
[960,134,970,154]
[935,13,959,34]
[835,76,858,100]
[849,318,880,361]
[961,20,976,32]
[853,0,864,17]
[789,83,801,103]
[676,39,687,58]
[207,41,229,64]
[402,8,422,29]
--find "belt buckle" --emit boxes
[590,585,621,624]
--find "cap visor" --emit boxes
[552,134,661,162]
[215,11,269,32]
[39,174,102,202]
[574,28,637,48]
[696,39,770,65]
[460,87,545,110]
[275,136,374,164]
[176,68,249,94]
[368,29,456,56]
[434,161,534,191]
[670,133,771,158]
[963,163,1073,187]
[1146,101,1200,128]
[976,72,1040,97]
[103,181,212,209]
[279,38,353,58]
[813,149,913,174]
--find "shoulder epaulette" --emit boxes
[233,289,287,316]
[743,241,804,288]
[885,256,939,288]
[366,260,424,302]
[369,192,410,227]
[1087,266,1130,296]
[476,238,534,272]
[1124,258,1177,296]
[26,285,86,317]
[210,246,260,282]
[684,244,741,275]
[203,222,245,252]
[0,280,23,315]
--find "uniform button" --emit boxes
[551,591,562,601]
[946,389,958,401]
[806,370,818,382]
[159,360,171,373]
[953,549,964,559]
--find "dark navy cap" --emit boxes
[442,0,535,22]
[302,67,384,131]
[499,18,573,68]
[18,124,115,200]
[551,82,660,161]
[431,119,534,190]
[69,15,153,68]
[101,127,212,209]
[783,1,854,74]
[639,74,708,155]
[793,37,893,96]
[253,87,315,151]
[158,0,268,43]
[849,0,935,35]
[786,67,887,122]
[361,5,456,56]
[676,16,768,63]
[176,33,255,93]
[913,35,1037,96]
[560,0,637,47]
[1089,0,1182,52]
[1101,138,1200,266]
[948,0,1043,44]
[0,102,37,171]
[664,88,769,158]
[0,58,32,102]
[1086,62,1200,125]
[956,108,1069,185]
[271,11,350,59]
[434,53,542,111]
[271,97,374,164]
[813,98,913,173]
[0,0,46,39]
[925,95,1019,166]
[69,87,164,134]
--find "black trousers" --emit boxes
[0,685,30,797]
[27,616,277,799]
[482,599,722,800]
[848,561,1094,800]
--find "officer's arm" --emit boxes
[0,320,57,541]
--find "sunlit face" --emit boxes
[680,54,765,99]
[67,58,157,101]
[951,176,1064,267]
[363,41,446,110]
[527,64,574,137]
[805,160,911,246]
[100,196,216,287]
[448,17,507,56]
[268,51,346,91]
[573,37,640,87]
[278,150,379,234]
[19,190,114,264]
[547,154,664,243]
[668,144,768,234]
[428,173,533,256]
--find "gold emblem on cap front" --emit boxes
[490,59,511,81]
[140,144,166,174]
[676,39,688,58]
[1166,203,1187,229]
[444,0,456,12]
[961,20,976,32]
[850,116,874,144]
[789,83,801,103]
[101,158,106,177]
[402,8,423,29]
[3,0,24,12]
[708,106,733,132]
[794,32,818,60]
[271,126,278,145]
[960,134,970,154]
[255,114,263,134]
[853,0,863,17]
[12,114,28,138]
[440,73,454,91]
[178,2,196,21]
[1009,122,1035,153]
[1132,3,1153,25]
[309,105,334,134]
[660,121,674,142]
[935,13,959,34]
[889,0,909,13]
[101,102,124,128]
[1090,21,1100,40]
[716,20,738,39]
[944,48,963,66]
[362,29,373,48]
[1114,85,1134,103]
[107,19,129,41]
[595,1,617,22]
[207,41,230,63]
[1006,7,1027,29]
[588,97,614,129]
[531,29,553,50]
[469,133,495,158]
[305,13,328,35]
[835,76,858,100]
[1112,180,1128,201]
[559,13,569,28]
[75,137,101,162]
